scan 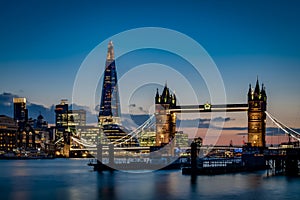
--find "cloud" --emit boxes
[266,127,300,136]
[236,132,248,136]
[176,117,235,128]
[219,127,247,131]
[211,117,233,122]
[138,106,147,113]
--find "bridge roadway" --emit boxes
[168,104,248,113]
[70,145,244,152]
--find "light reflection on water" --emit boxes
[0,159,299,200]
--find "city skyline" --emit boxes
[1,2,300,199]
[0,0,300,129]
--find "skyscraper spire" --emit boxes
[106,40,114,61]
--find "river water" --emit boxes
[0,159,299,200]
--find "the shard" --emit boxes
[98,41,121,126]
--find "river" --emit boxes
[0,159,299,200]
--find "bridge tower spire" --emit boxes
[248,79,267,147]
[98,41,121,126]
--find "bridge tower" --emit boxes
[155,84,177,146]
[248,79,267,147]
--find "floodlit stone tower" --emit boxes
[155,84,177,146]
[248,78,267,147]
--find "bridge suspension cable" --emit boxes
[109,114,155,145]
[71,136,96,148]
[54,137,64,145]
[112,120,156,146]
[68,114,156,148]
[265,111,300,141]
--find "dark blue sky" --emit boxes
[0,0,300,126]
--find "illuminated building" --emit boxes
[13,97,28,125]
[248,79,267,147]
[18,123,36,150]
[77,126,101,145]
[174,131,189,147]
[139,131,156,146]
[55,99,69,128]
[12,97,37,150]
[0,115,18,152]
[98,41,121,126]
[35,113,48,129]
[33,113,54,152]
[68,110,86,127]
[98,41,138,147]
[55,99,88,156]
[55,99,86,141]
[55,99,70,152]
[155,84,177,146]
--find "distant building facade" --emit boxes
[12,97,38,150]
[0,115,18,152]
[77,126,101,145]
[54,99,88,156]
[139,131,156,147]
[33,114,54,152]
[174,131,189,148]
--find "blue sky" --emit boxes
[0,0,300,127]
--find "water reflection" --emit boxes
[97,172,117,200]
[0,160,299,200]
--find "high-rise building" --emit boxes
[98,41,121,126]
[55,99,88,156]
[55,99,87,130]
[248,79,267,147]
[12,97,37,150]
[55,99,69,128]
[13,97,28,124]
[98,41,138,147]
[68,110,86,127]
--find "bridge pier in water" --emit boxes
[265,148,300,176]
[108,144,114,166]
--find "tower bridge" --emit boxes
[154,78,267,148]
